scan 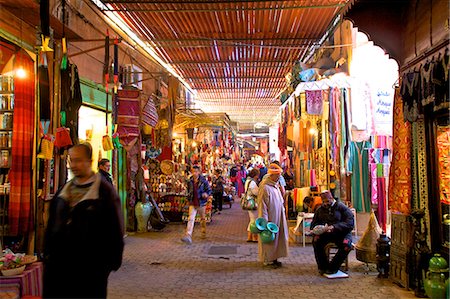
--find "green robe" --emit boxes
[347,141,371,212]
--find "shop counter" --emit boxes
[0,262,43,298]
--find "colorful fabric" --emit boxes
[117,90,140,148]
[305,90,323,115]
[9,53,35,236]
[376,177,387,231]
[0,262,43,297]
[436,126,450,204]
[370,163,378,205]
[388,92,412,214]
[142,96,158,127]
[347,141,371,212]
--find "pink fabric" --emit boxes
[310,169,317,187]
[236,170,246,197]
[370,163,378,205]
[142,96,158,127]
[305,90,323,115]
[377,177,387,231]
[0,262,43,297]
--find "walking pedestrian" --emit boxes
[181,165,212,244]
[245,168,260,242]
[212,168,224,214]
[43,143,124,298]
[257,163,289,268]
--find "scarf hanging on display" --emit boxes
[9,52,35,236]
[60,63,82,145]
[117,89,140,151]
[142,96,159,128]
[305,90,323,115]
[388,92,412,214]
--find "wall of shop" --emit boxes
[402,0,448,66]
[48,0,163,96]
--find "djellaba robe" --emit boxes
[257,178,289,263]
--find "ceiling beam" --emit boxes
[103,4,345,12]
[188,76,285,80]
[103,0,337,3]
[171,60,290,65]
[151,37,317,42]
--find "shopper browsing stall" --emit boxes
[257,163,289,268]
[311,190,354,275]
[245,168,260,242]
[181,165,212,245]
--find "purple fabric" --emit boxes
[306,90,323,115]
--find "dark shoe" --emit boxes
[273,260,282,267]
[319,269,326,276]
[325,269,338,275]
[246,239,253,243]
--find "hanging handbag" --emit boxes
[102,127,114,151]
[54,127,72,148]
[241,179,258,211]
[37,120,54,160]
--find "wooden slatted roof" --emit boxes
[96,0,351,130]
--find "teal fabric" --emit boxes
[347,141,371,212]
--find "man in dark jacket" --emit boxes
[181,165,211,244]
[310,190,354,275]
[98,158,112,185]
[212,169,224,214]
[44,143,124,298]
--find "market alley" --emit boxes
[108,203,413,299]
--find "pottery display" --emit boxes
[135,201,152,233]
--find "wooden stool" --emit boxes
[324,243,349,271]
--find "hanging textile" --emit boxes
[400,71,420,122]
[9,52,35,236]
[117,89,140,151]
[388,92,412,214]
[347,141,371,213]
[60,63,82,145]
[329,87,340,166]
[142,96,159,128]
[305,90,323,115]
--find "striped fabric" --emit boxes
[117,90,140,147]
[0,262,43,297]
[142,96,158,127]
[8,52,35,236]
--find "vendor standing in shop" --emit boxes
[311,190,354,275]
[43,143,124,298]
[181,165,212,245]
[257,163,289,268]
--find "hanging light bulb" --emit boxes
[309,128,318,135]
[15,66,27,79]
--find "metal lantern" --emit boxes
[376,232,391,278]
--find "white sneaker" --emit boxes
[181,235,192,245]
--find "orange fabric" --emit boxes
[388,91,412,214]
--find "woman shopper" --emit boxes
[236,165,247,197]
[257,163,289,268]
[245,168,260,242]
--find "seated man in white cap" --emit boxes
[310,190,354,275]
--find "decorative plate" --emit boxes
[160,160,174,175]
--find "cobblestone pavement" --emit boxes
[108,203,415,299]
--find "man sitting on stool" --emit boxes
[311,190,354,275]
